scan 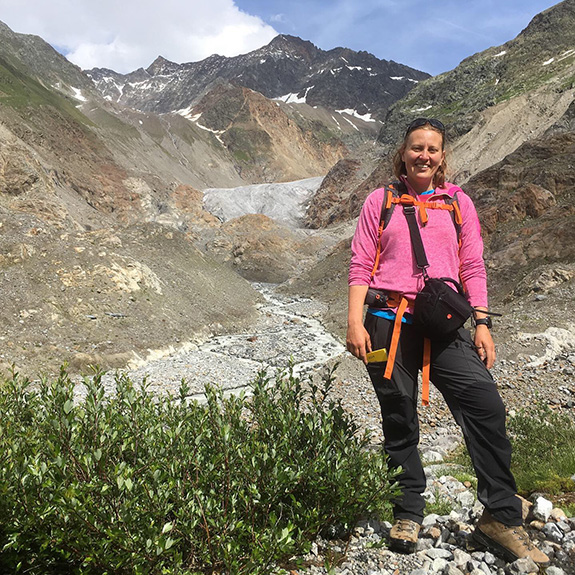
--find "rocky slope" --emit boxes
[0,29,258,378]
[463,130,575,293]
[185,83,347,182]
[0,215,262,378]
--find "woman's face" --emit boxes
[401,127,445,192]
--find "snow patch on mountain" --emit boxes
[275,86,314,104]
[71,87,87,102]
[335,108,379,123]
[202,177,324,227]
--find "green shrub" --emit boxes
[446,403,575,498]
[507,404,575,496]
[0,365,399,574]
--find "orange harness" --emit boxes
[378,292,432,406]
[370,187,463,406]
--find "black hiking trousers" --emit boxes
[364,313,523,526]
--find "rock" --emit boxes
[550,508,569,522]
[504,556,539,574]
[532,496,554,522]
[543,522,565,543]
[425,548,453,560]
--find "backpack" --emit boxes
[370,181,462,279]
[366,180,464,406]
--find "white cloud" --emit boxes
[269,13,286,23]
[0,0,278,72]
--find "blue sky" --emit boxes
[0,0,561,75]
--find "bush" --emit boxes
[507,403,575,495]
[0,365,399,574]
[447,403,575,498]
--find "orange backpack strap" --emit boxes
[370,183,406,279]
[382,298,432,407]
[422,338,431,406]
[383,296,409,381]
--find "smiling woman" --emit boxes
[345,117,551,566]
[397,119,446,194]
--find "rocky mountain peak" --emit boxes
[86,33,429,121]
[264,34,319,61]
[0,19,97,98]
[520,0,575,39]
[146,55,180,76]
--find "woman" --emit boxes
[346,118,549,565]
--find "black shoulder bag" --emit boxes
[403,203,499,339]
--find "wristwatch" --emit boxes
[475,317,492,329]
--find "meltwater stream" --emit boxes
[99,283,346,401]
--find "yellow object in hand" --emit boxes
[366,348,388,363]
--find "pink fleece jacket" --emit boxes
[349,179,488,309]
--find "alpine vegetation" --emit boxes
[0,366,399,574]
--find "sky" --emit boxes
[0,0,562,76]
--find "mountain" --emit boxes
[85,34,430,181]
[87,34,430,123]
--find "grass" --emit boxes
[447,403,575,502]
[507,404,575,496]
[0,55,92,127]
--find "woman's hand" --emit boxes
[474,325,495,369]
[347,285,371,364]
[346,322,372,364]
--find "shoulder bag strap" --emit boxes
[402,204,429,279]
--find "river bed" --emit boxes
[96,283,346,401]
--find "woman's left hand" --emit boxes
[474,325,495,369]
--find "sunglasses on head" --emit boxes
[405,118,445,136]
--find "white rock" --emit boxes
[532,495,553,522]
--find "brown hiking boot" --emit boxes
[516,494,533,522]
[389,518,420,553]
[473,510,550,566]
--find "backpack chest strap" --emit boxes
[391,193,463,226]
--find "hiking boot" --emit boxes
[473,510,550,566]
[389,518,420,553]
[516,494,533,522]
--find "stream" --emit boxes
[99,283,346,401]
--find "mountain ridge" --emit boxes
[86,34,430,122]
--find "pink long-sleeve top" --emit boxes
[349,179,488,309]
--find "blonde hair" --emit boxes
[392,123,448,189]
